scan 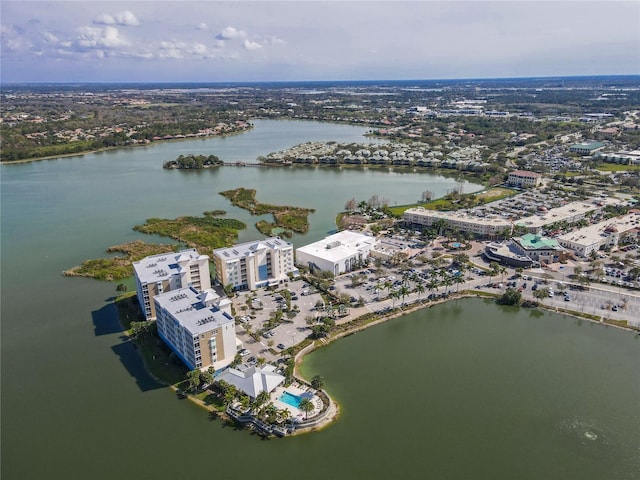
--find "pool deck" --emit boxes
[272,384,321,420]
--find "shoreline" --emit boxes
[0,127,253,165]
[115,288,638,438]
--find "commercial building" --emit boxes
[556,212,640,258]
[569,142,605,155]
[212,237,295,291]
[296,231,374,275]
[154,287,236,371]
[133,249,211,321]
[404,200,614,239]
[403,208,512,239]
[507,170,543,188]
[217,364,285,399]
[512,233,568,264]
[597,150,640,165]
[484,242,535,268]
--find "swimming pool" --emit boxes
[279,391,303,408]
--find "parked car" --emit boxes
[239,348,250,356]
[277,343,286,350]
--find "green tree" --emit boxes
[187,369,202,392]
[298,398,314,420]
[230,353,242,368]
[223,283,235,297]
[252,390,271,414]
[497,287,522,306]
[311,375,325,390]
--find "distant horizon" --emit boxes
[2,2,638,84]
[3,73,640,87]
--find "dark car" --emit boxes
[277,343,286,349]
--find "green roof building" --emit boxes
[569,142,605,155]
[513,233,568,264]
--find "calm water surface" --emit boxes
[1,120,638,479]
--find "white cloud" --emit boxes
[93,11,139,27]
[265,36,286,46]
[42,31,59,44]
[76,26,128,49]
[189,42,208,56]
[243,39,262,51]
[216,26,246,40]
[197,22,208,31]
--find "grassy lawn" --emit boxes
[388,187,517,216]
[116,294,188,385]
[596,163,640,172]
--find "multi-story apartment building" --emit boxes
[133,249,211,320]
[154,287,236,371]
[212,237,295,291]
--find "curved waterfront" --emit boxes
[1,120,638,480]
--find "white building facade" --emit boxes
[296,231,374,275]
[556,212,640,257]
[154,287,236,371]
[507,170,543,188]
[133,249,211,320]
[212,237,295,291]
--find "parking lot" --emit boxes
[229,247,639,367]
[231,278,326,364]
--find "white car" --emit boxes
[239,349,250,356]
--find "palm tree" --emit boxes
[428,279,439,299]
[252,390,270,414]
[441,274,453,294]
[414,282,425,301]
[383,280,393,297]
[298,398,314,420]
[223,389,236,407]
[277,408,291,424]
[454,274,465,293]
[499,266,507,283]
[390,289,400,308]
[398,285,409,306]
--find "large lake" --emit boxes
[1,119,638,479]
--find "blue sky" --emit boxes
[1,1,639,83]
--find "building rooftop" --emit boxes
[217,364,285,399]
[570,141,605,150]
[516,233,561,250]
[509,170,542,178]
[557,212,640,247]
[214,236,292,261]
[296,231,374,263]
[133,248,208,284]
[154,286,234,336]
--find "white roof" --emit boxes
[296,231,373,263]
[213,236,292,261]
[133,248,208,284]
[557,212,640,247]
[217,364,285,399]
[154,287,234,336]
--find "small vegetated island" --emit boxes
[220,187,315,238]
[63,210,245,280]
[163,154,222,169]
